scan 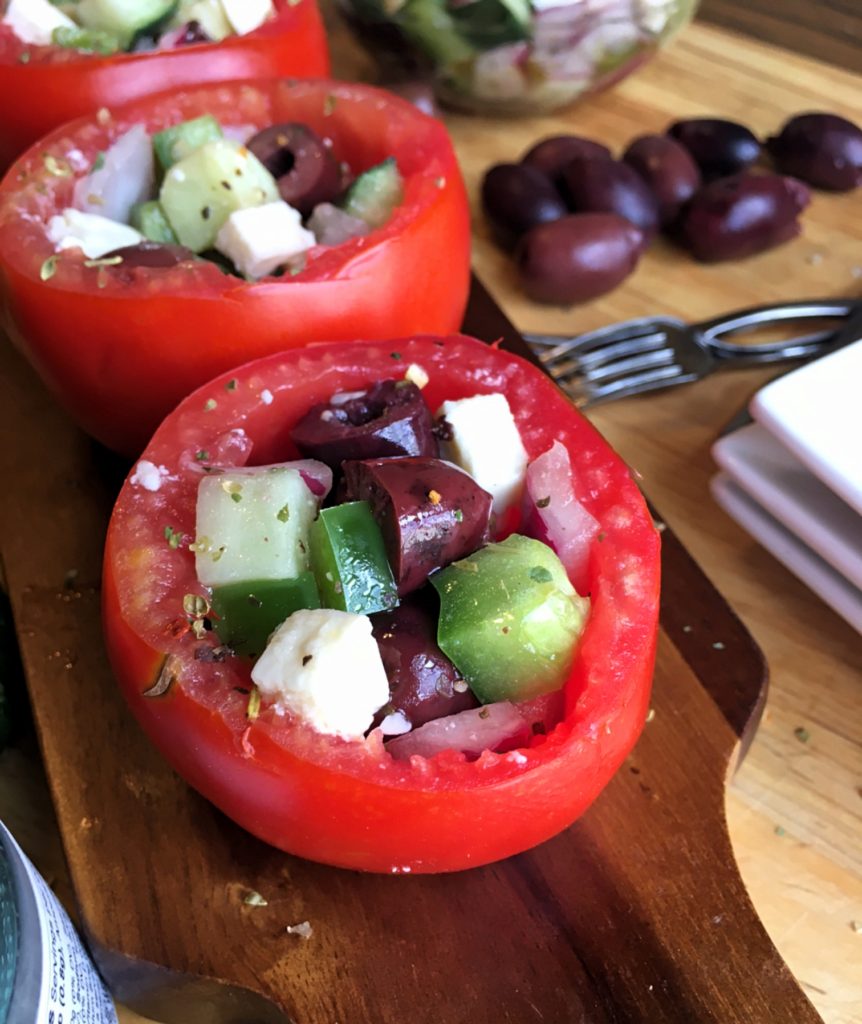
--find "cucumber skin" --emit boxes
[131,201,179,244]
[153,114,224,173]
[342,158,404,229]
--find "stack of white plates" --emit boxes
[710,339,862,634]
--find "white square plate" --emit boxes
[710,473,862,634]
[750,339,862,516]
[712,422,862,590]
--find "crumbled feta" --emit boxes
[46,208,143,259]
[219,0,274,36]
[251,609,389,740]
[436,393,528,514]
[131,460,168,492]
[3,0,75,46]
[379,710,412,736]
[215,201,315,280]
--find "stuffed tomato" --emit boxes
[0,78,470,455]
[0,0,329,168]
[103,334,661,874]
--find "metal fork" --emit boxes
[525,299,861,408]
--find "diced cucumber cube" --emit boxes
[52,25,124,54]
[159,139,279,252]
[77,0,178,46]
[342,158,404,229]
[153,114,223,172]
[195,465,322,588]
[131,201,179,244]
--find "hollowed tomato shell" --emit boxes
[102,335,661,874]
[0,78,471,454]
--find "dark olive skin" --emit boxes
[622,134,702,226]
[562,157,660,240]
[371,595,478,732]
[516,213,644,305]
[246,123,343,216]
[290,380,438,468]
[680,173,811,262]
[342,457,492,596]
[521,135,611,184]
[767,112,862,192]
[173,19,209,45]
[104,242,196,268]
[668,118,761,179]
[481,163,567,248]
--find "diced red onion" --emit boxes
[306,203,371,247]
[522,441,599,596]
[73,124,155,225]
[386,701,529,761]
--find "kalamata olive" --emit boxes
[521,135,612,184]
[622,135,702,226]
[668,118,761,179]
[342,457,492,596]
[290,380,438,467]
[481,164,567,248]
[371,595,478,732]
[680,173,811,262]
[104,242,196,268]
[562,157,660,239]
[516,213,644,305]
[173,20,209,45]
[246,123,342,217]
[767,112,862,192]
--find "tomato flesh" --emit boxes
[0,79,471,455]
[102,335,661,873]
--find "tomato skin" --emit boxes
[0,0,329,169]
[102,336,661,874]
[0,80,471,456]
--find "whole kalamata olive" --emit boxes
[290,380,438,467]
[516,213,644,305]
[680,173,811,262]
[521,135,612,185]
[767,112,862,192]
[342,457,492,596]
[481,164,567,248]
[104,242,196,268]
[562,157,660,240]
[622,135,702,225]
[668,118,761,179]
[246,123,343,216]
[371,595,478,732]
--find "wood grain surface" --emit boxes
[0,6,859,1024]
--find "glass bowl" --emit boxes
[338,0,698,116]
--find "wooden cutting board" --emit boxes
[0,273,821,1023]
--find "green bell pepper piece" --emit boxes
[211,573,320,658]
[310,502,398,616]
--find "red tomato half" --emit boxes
[103,335,661,874]
[0,79,471,455]
[0,0,329,168]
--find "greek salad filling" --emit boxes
[171,367,598,761]
[2,0,275,55]
[43,114,403,280]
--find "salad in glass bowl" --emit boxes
[339,0,698,116]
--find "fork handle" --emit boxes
[695,299,861,364]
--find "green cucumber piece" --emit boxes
[310,502,398,616]
[159,139,278,252]
[211,573,320,658]
[194,464,321,588]
[342,158,404,229]
[153,114,223,172]
[131,201,179,244]
[76,0,177,46]
[446,0,532,49]
[393,0,476,65]
[431,534,590,703]
[51,25,124,54]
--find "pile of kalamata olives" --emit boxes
[482,112,862,305]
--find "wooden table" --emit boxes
[0,4,859,1024]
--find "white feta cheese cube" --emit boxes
[437,393,528,514]
[215,201,316,280]
[46,208,143,259]
[251,609,389,740]
[3,0,75,46]
[219,0,274,36]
